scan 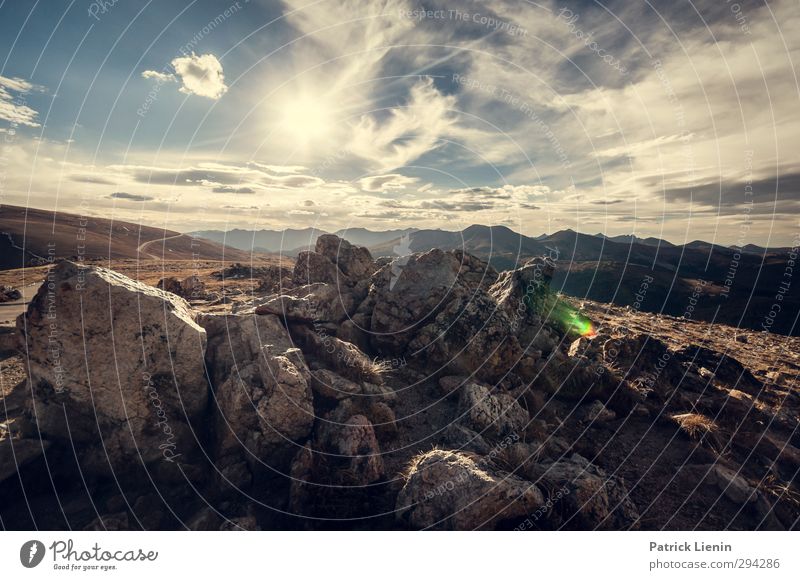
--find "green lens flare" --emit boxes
[557,306,596,336]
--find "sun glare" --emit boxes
[277,93,335,149]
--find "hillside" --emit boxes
[0,205,261,269]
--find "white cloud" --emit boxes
[349,78,458,171]
[141,53,227,100]
[358,173,419,192]
[141,70,176,84]
[0,75,41,127]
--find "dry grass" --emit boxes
[672,412,722,451]
[756,474,800,508]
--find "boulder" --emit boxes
[458,381,529,437]
[199,313,314,484]
[527,454,640,529]
[293,251,345,286]
[396,449,544,530]
[314,234,376,280]
[17,261,208,475]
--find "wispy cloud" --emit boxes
[0,76,41,127]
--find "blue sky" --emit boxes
[0,0,798,245]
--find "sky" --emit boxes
[0,0,798,245]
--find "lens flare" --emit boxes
[553,304,597,337]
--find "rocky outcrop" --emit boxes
[17,261,208,475]
[396,449,544,530]
[3,239,797,532]
[157,275,208,300]
[314,234,377,280]
[199,312,314,485]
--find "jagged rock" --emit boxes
[396,449,544,530]
[336,317,371,352]
[528,454,640,530]
[199,312,314,483]
[317,414,384,485]
[17,261,208,475]
[293,250,346,286]
[315,234,376,280]
[0,327,18,352]
[458,381,529,437]
[490,256,554,323]
[288,412,385,518]
[369,249,495,350]
[255,265,293,294]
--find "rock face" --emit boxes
[314,234,377,280]
[17,261,208,475]
[365,249,532,380]
[396,449,544,530]
[199,312,314,485]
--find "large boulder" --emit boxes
[396,449,544,530]
[199,313,314,486]
[366,249,528,380]
[315,234,376,280]
[17,261,208,475]
[293,251,345,286]
[288,409,385,519]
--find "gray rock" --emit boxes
[17,261,208,474]
[396,449,544,530]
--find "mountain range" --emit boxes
[193,224,799,336]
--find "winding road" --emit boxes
[136,233,184,260]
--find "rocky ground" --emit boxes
[0,237,797,530]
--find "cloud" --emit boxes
[358,174,419,193]
[108,192,153,201]
[141,53,227,100]
[71,174,116,185]
[349,78,458,171]
[0,75,41,127]
[212,185,256,194]
[141,70,176,84]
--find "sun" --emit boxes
[277,93,336,149]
